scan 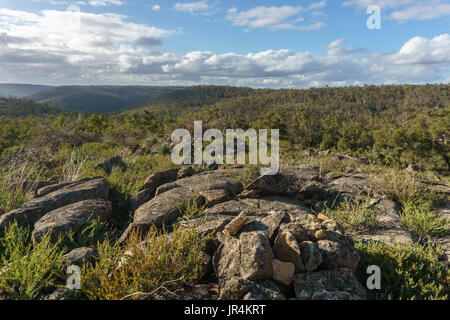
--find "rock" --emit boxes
[320,219,345,234]
[224,212,248,236]
[239,231,273,281]
[32,199,112,243]
[130,169,179,211]
[317,213,331,221]
[120,188,202,243]
[63,247,96,267]
[120,171,243,241]
[299,241,323,272]
[35,182,74,198]
[244,173,289,195]
[203,196,313,222]
[261,211,288,242]
[317,240,360,272]
[94,155,126,174]
[353,229,418,247]
[369,198,402,229]
[272,259,295,285]
[327,173,371,204]
[314,229,344,242]
[272,232,305,273]
[297,181,328,201]
[293,268,366,300]
[213,234,241,281]
[177,166,194,179]
[41,288,82,300]
[243,280,286,300]
[219,278,285,300]
[218,278,253,300]
[0,177,109,234]
[280,222,310,243]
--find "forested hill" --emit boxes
[132,85,268,115]
[27,86,184,114]
[0,84,53,98]
[0,97,64,117]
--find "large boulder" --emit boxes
[293,268,366,300]
[130,168,179,212]
[239,231,273,281]
[317,240,360,272]
[120,171,243,241]
[0,177,109,234]
[32,199,112,243]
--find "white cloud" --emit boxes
[0,9,448,87]
[343,0,450,22]
[87,0,123,6]
[152,4,161,12]
[173,1,211,14]
[226,4,327,31]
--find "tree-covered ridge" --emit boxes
[0,84,53,98]
[0,97,63,117]
[0,84,448,171]
[171,84,449,170]
[28,85,184,114]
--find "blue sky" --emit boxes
[0,0,449,87]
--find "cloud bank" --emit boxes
[0,8,448,88]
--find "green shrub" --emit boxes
[81,225,206,300]
[64,219,111,251]
[355,241,449,300]
[322,197,379,234]
[177,195,206,221]
[400,201,450,240]
[368,169,424,203]
[0,222,65,300]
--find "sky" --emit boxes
[0,0,449,88]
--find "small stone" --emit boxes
[314,229,343,242]
[280,222,310,242]
[272,259,295,285]
[317,213,330,221]
[299,241,323,272]
[272,232,305,274]
[224,212,248,236]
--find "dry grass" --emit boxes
[81,225,207,300]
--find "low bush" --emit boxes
[81,225,207,300]
[355,241,449,300]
